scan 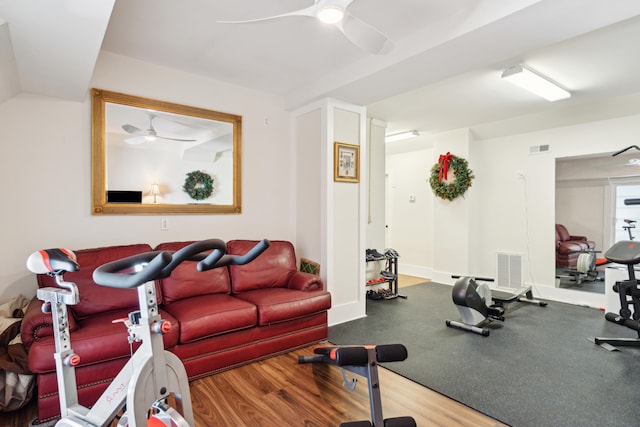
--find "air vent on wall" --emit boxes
[496,252,524,290]
[529,144,550,155]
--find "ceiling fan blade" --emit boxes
[156,135,197,142]
[217,4,318,24]
[124,136,148,145]
[122,124,145,135]
[338,10,392,54]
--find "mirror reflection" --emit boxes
[555,152,640,293]
[92,89,242,214]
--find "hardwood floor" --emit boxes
[398,274,430,288]
[5,346,504,427]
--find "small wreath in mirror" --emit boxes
[429,154,474,201]
[183,170,214,200]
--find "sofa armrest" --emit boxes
[287,271,324,291]
[20,297,78,349]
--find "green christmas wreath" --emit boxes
[183,170,214,200]
[429,153,474,201]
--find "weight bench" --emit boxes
[299,344,416,427]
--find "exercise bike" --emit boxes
[622,218,636,240]
[445,276,547,336]
[298,344,416,427]
[26,238,269,427]
[593,239,640,350]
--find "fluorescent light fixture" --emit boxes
[317,6,344,24]
[385,130,420,143]
[501,64,570,102]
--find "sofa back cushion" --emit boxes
[36,244,152,319]
[555,224,571,242]
[155,241,231,304]
[227,240,297,293]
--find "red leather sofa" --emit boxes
[555,224,596,268]
[21,240,331,425]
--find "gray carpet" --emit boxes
[555,267,605,294]
[328,282,640,427]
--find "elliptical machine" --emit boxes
[445,276,547,336]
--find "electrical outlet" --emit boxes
[161,218,169,231]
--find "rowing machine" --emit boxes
[445,276,547,336]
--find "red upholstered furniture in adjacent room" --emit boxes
[21,239,331,425]
[555,224,596,268]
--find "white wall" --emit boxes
[293,99,367,326]
[385,148,434,278]
[0,52,293,304]
[383,113,640,308]
[556,182,606,250]
[366,118,386,252]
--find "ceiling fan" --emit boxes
[217,0,393,55]
[122,114,197,145]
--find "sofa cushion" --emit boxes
[21,298,80,349]
[227,240,297,292]
[556,224,572,242]
[558,241,587,255]
[234,288,331,326]
[36,244,153,319]
[27,307,179,373]
[163,294,257,344]
[155,241,231,304]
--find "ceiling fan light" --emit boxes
[317,6,344,24]
[144,135,156,142]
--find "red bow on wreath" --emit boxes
[438,152,452,183]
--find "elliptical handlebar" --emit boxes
[92,238,271,289]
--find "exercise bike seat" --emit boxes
[604,240,640,265]
[27,248,80,275]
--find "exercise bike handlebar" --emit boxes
[92,238,271,289]
[93,251,173,289]
[158,238,228,277]
[197,239,270,271]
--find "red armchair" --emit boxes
[555,224,595,268]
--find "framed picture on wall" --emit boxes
[334,142,360,183]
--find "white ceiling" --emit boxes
[2,0,640,154]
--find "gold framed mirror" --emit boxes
[91,88,242,215]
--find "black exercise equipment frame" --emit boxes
[299,344,416,427]
[593,240,640,350]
